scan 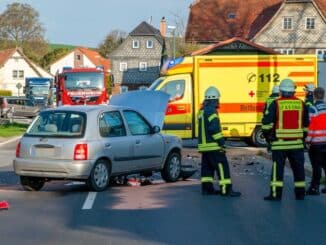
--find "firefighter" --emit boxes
[305,87,326,195]
[263,85,279,115]
[304,83,315,108]
[262,78,309,201]
[198,86,241,197]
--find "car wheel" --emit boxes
[161,152,181,182]
[87,160,110,192]
[20,176,45,191]
[251,127,267,147]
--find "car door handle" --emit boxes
[105,143,111,148]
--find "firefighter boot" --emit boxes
[306,186,320,195]
[264,187,282,201]
[202,183,220,195]
[221,185,241,197]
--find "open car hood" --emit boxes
[109,90,169,129]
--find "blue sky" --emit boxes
[0,0,194,47]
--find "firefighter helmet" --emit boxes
[304,83,315,92]
[272,85,280,94]
[205,86,220,99]
[279,79,295,93]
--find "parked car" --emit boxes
[13,105,183,191]
[6,97,40,118]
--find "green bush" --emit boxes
[0,90,12,96]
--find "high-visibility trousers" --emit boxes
[201,151,232,194]
[269,149,305,198]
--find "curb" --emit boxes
[0,136,21,147]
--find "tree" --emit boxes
[0,2,48,64]
[98,30,127,57]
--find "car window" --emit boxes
[99,111,126,137]
[123,110,151,135]
[160,80,185,101]
[26,111,86,137]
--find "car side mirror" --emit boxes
[151,125,160,134]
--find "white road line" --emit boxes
[0,136,21,147]
[82,192,97,210]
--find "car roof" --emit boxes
[43,105,131,113]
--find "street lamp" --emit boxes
[167,25,176,60]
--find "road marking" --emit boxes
[82,192,97,210]
[0,136,21,147]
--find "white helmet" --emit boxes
[304,83,315,92]
[272,85,280,94]
[279,79,295,93]
[205,86,220,100]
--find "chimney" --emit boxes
[160,17,166,37]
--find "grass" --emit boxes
[0,123,28,137]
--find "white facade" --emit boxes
[49,51,96,75]
[0,51,53,96]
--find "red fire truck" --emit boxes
[55,67,109,106]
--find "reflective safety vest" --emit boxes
[264,94,278,115]
[197,109,223,152]
[306,101,326,145]
[272,97,305,150]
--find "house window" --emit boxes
[139,62,147,71]
[18,70,24,79]
[146,40,153,48]
[283,17,293,30]
[132,40,140,48]
[12,70,18,79]
[119,62,128,72]
[228,13,236,19]
[76,54,81,60]
[316,49,326,60]
[275,49,295,55]
[306,17,315,30]
[120,86,128,93]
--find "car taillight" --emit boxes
[16,141,21,157]
[74,144,88,160]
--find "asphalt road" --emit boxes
[0,139,325,245]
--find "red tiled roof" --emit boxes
[190,37,278,55]
[0,48,16,67]
[185,0,326,43]
[78,47,111,72]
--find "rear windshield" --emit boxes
[26,111,86,137]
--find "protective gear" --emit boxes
[272,85,280,94]
[279,78,295,93]
[204,86,220,100]
[304,83,315,92]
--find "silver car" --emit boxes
[13,105,182,191]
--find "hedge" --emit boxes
[0,90,12,96]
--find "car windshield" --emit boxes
[64,72,104,90]
[26,111,86,137]
[30,85,49,95]
[148,77,165,90]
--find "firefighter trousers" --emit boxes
[269,149,305,198]
[201,151,232,194]
[309,145,326,188]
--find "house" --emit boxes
[0,48,53,96]
[109,21,165,95]
[185,0,326,58]
[49,47,111,75]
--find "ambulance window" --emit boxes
[160,80,185,101]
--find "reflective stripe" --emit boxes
[218,163,230,194]
[276,129,303,138]
[271,144,304,150]
[219,179,231,185]
[208,114,218,122]
[198,143,221,152]
[276,133,303,138]
[271,181,283,187]
[295,181,306,188]
[262,124,273,130]
[201,177,214,183]
[272,162,277,198]
[271,139,303,146]
[212,132,223,140]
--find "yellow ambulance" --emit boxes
[149,55,317,146]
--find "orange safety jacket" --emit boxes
[306,101,326,145]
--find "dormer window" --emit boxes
[228,13,236,19]
[132,40,140,48]
[146,40,153,48]
[283,17,293,30]
[306,17,315,30]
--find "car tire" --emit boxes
[250,127,266,147]
[20,176,45,191]
[87,160,110,192]
[161,152,181,182]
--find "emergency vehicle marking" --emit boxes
[218,103,266,113]
[199,61,314,68]
[166,103,191,115]
[288,72,315,77]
